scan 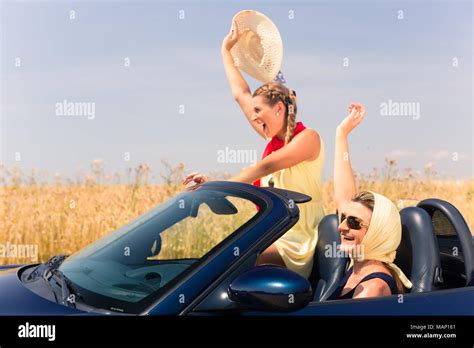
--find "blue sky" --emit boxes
[1,0,472,182]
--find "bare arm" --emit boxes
[182,129,321,186]
[231,129,321,183]
[334,103,366,214]
[221,21,267,140]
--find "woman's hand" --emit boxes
[182,172,209,186]
[222,19,241,52]
[337,102,366,136]
[333,103,365,211]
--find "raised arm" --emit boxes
[221,20,267,140]
[334,103,366,213]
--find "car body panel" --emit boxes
[0,266,87,315]
[0,181,472,316]
[239,287,474,316]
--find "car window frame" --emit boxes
[59,185,268,315]
[145,183,300,315]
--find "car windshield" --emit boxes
[59,186,259,314]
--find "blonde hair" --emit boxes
[352,191,375,211]
[253,82,297,145]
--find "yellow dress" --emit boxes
[261,136,325,278]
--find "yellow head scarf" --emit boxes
[352,191,412,289]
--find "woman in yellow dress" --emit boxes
[182,20,324,279]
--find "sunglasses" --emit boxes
[340,212,369,230]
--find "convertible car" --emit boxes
[0,181,473,316]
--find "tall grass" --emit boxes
[0,160,472,265]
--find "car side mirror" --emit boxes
[228,265,312,312]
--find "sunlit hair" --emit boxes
[253,82,297,145]
[352,191,375,211]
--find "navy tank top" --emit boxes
[328,266,398,300]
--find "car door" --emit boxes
[146,183,300,315]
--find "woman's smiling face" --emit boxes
[338,201,372,252]
[251,95,285,138]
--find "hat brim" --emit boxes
[230,10,283,83]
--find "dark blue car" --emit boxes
[0,181,473,316]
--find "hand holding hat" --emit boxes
[228,10,283,83]
[222,19,244,52]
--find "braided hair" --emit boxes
[253,82,298,145]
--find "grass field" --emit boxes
[1,161,473,265]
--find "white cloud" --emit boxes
[385,149,417,158]
[425,150,450,160]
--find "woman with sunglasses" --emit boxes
[329,103,412,299]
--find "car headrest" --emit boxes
[417,199,474,286]
[397,207,443,292]
[311,214,348,301]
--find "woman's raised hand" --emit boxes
[222,19,241,52]
[337,102,367,136]
[182,172,209,186]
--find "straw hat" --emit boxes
[230,10,283,83]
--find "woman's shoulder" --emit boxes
[298,127,321,140]
[297,128,323,149]
[293,128,323,163]
[352,263,394,297]
[291,128,321,147]
[353,277,393,298]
